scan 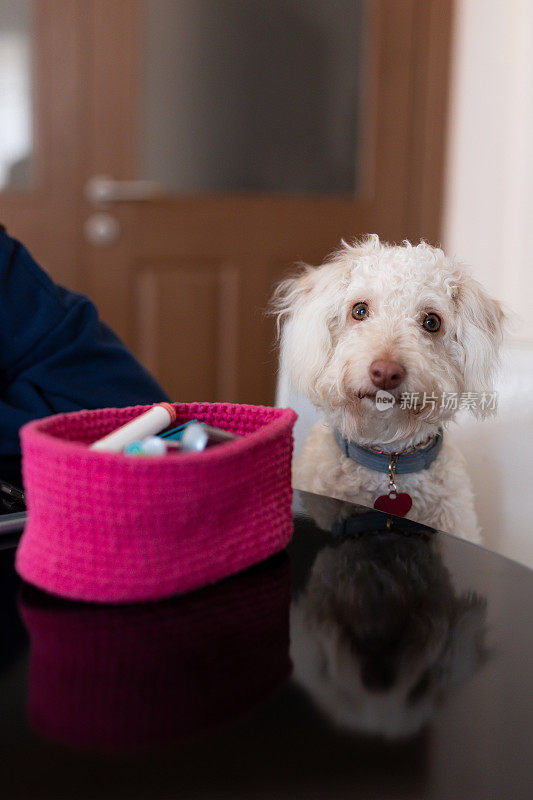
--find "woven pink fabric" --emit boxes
[16,402,296,602]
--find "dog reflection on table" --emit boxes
[290,498,488,739]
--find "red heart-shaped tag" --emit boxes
[374,492,413,517]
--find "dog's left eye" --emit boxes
[422,313,441,332]
[352,302,369,321]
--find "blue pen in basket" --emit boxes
[124,421,240,456]
[161,420,239,447]
[159,420,199,441]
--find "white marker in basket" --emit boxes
[90,403,177,453]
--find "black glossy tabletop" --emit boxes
[1,488,532,800]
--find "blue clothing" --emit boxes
[0,228,169,456]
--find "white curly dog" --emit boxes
[273,235,505,542]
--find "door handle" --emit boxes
[85,174,164,206]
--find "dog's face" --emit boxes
[273,236,504,442]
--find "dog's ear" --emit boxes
[270,264,338,400]
[270,265,319,326]
[453,275,505,413]
[271,265,331,397]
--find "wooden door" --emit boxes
[2,0,453,407]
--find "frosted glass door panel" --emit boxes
[140,0,365,195]
[0,0,34,190]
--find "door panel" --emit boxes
[135,261,240,403]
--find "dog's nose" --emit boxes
[369,359,406,390]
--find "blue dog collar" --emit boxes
[334,428,443,474]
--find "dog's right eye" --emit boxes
[351,302,369,321]
[422,312,441,332]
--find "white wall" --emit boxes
[444,0,533,568]
[443,0,533,343]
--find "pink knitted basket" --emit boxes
[16,402,297,602]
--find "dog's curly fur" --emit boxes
[272,236,505,542]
